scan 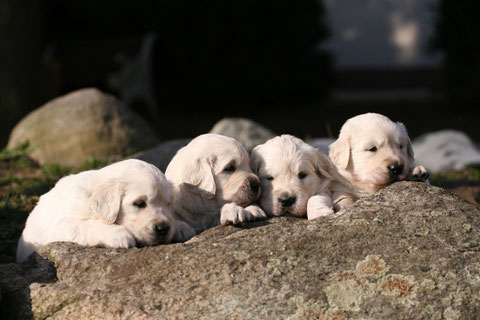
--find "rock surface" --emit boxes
[134,138,191,172]
[209,118,275,151]
[7,88,159,167]
[2,182,480,319]
[413,130,480,173]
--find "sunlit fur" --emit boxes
[329,113,427,194]
[16,159,175,263]
[165,134,265,242]
[251,135,358,219]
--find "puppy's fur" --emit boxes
[250,134,358,220]
[17,159,175,263]
[165,133,266,241]
[329,113,429,194]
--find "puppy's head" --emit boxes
[329,113,414,193]
[90,159,175,246]
[251,134,335,217]
[165,133,260,210]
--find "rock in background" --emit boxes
[307,137,334,155]
[210,118,275,151]
[7,88,159,167]
[413,130,480,173]
[2,182,480,319]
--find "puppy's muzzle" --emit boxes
[249,179,260,194]
[388,163,404,177]
[249,177,261,201]
[155,222,171,242]
[278,195,296,208]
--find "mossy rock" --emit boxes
[7,88,159,167]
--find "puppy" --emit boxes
[329,113,429,194]
[165,133,266,241]
[250,134,358,220]
[16,159,175,263]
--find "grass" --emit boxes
[429,166,480,189]
[0,143,110,263]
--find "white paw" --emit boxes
[409,165,430,182]
[244,205,267,220]
[307,195,334,220]
[173,220,196,242]
[220,203,251,225]
[102,226,136,248]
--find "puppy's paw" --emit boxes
[409,165,430,182]
[307,195,334,220]
[244,205,267,220]
[102,225,136,248]
[173,220,196,242]
[221,203,251,225]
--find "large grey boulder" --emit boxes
[412,130,480,173]
[7,88,159,167]
[2,182,480,319]
[134,138,191,172]
[209,118,275,151]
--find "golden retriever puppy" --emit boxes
[16,159,175,263]
[165,133,266,241]
[250,134,358,220]
[329,113,429,194]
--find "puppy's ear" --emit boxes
[329,136,350,170]
[90,180,122,224]
[314,152,336,179]
[183,156,216,199]
[406,137,414,161]
[249,149,260,174]
[397,122,415,161]
[313,152,335,190]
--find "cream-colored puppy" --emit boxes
[17,159,175,263]
[165,133,266,241]
[329,113,429,194]
[250,134,358,220]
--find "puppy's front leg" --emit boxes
[307,193,334,220]
[58,219,136,248]
[173,220,197,242]
[331,191,356,212]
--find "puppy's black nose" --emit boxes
[388,163,404,176]
[155,223,170,239]
[279,196,296,207]
[250,179,260,193]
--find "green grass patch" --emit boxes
[0,141,32,161]
[430,166,480,188]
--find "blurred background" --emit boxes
[1,0,479,147]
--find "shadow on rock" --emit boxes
[0,252,57,319]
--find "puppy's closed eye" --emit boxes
[298,172,308,180]
[367,146,377,152]
[223,163,236,173]
[133,199,147,209]
[264,175,274,181]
